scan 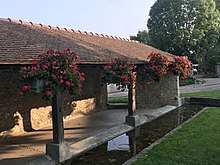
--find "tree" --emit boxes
[147,0,220,63]
[130,30,151,45]
[215,0,220,11]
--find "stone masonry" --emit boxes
[136,72,180,109]
[0,65,107,137]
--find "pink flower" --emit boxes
[32,66,37,71]
[45,91,52,96]
[79,77,85,82]
[119,65,123,68]
[23,74,27,78]
[45,81,49,86]
[18,91,24,95]
[65,81,71,86]
[60,79,64,84]
[66,48,71,54]
[120,76,127,80]
[22,86,29,91]
[71,63,78,70]
[75,54,80,60]
[104,65,111,70]
[112,71,116,75]
[23,67,27,71]
[52,65,59,69]
[43,64,49,69]
[53,53,60,57]
[32,57,38,64]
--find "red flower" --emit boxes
[22,85,30,91]
[45,91,52,96]
[79,77,85,82]
[43,64,49,69]
[75,54,80,60]
[18,91,24,95]
[23,67,27,71]
[53,53,60,57]
[65,81,71,86]
[71,63,78,70]
[45,81,49,86]
[23,74,28,78]
[32,66,37,71]
[59,79,64,84]
[104,65,111,70]
[120,76,127,80]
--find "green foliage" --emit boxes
[179,77,195,86]
[133,107,220,165]
[147,0,220,63]
[130,30,151,45]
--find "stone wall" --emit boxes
[136,72,180,109]
[0,65,107,137]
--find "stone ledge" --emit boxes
[183,97,220,107]
[25,105,176,165]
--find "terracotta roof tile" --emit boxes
[0,17,174,64]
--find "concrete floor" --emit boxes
[1,106,177,165]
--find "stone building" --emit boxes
[0,18,180,137]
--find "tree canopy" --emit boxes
[130,30,151,45]
[147,0,220,63]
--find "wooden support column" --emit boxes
[52,87,64,143]
[46,87,70,162]
[128,85,136,116]
[126,80,140,127]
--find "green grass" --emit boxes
[181,90,220,99]
[132,107,220,165]
[108,96,128,103]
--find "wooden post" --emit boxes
[126,77,140,126]
[128,85,136,116]
[51,87,64,143]
[46,87,69,162]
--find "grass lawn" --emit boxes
[108,96,128,103]
[181,90,220,99]
[132,107,220,165]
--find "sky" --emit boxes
[0,0,156,38]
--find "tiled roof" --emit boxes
[0,18,173,64]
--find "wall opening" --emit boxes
[107,84,128,109]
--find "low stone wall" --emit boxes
[0,65,107,137]
[136,72,180,109]
[183,97,220,107]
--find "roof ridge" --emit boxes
[1,17,139,43]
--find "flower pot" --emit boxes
[31,79,45,93]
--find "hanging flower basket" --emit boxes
[140,52,170,82]
[102,58,137,90]
[18,48,85,100]
[170,56,191,79]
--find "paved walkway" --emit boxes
[180,78,220,93]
